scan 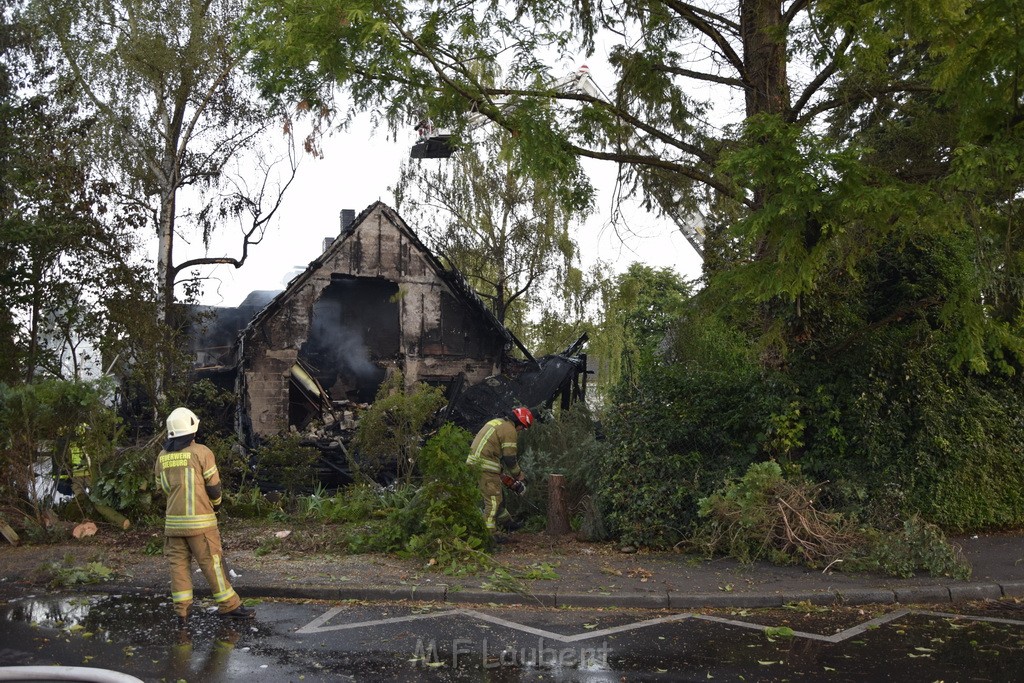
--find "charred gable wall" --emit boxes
[239,203,508,440]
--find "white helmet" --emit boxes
[166,407,200,438]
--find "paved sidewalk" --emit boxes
[3,531,1022,610]
[232,531,1024,609]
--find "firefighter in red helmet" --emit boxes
[466,406,535,541]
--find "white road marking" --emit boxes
[295,607,463,634]
[465,609,695,643]
[295,604,1024,643]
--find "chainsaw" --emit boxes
[500,473,527,496]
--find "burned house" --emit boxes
[181,201,589,471]
[235,201,557,445]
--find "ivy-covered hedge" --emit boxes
[597,295,1024,549]
[794,327,1024,532]
[599,316,770,548]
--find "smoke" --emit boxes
[301,280,395,401]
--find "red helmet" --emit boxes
[511,406,534,429]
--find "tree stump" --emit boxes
[546,474,571,536]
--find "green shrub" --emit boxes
[224,485,281,519]
[347,424,492,573]
[352,372,446,483]
[598,281,1024,546]
[92,443,157,520]
[316,483,390,523]
[251,434,320,496]
[0,378,121,525]
[694,462,972,579]
[597,325,768,548]
[853,515,972,580]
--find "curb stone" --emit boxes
[411,584,448,602]
[1000,581,1024,598]
[780,590,839,606]
[948,583,1002,602]
[668,592,782,609]
[555,591,626,609]
[14,580,1024,610]
[351,585,418,602]
[835,589,897,605]
[447,589,557,607]
[567,591,667,610]
[893,586,950,604]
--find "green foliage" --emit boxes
[224,486,281,519]
[479,563,559,593]
[353,372,446,483]
[480,567,527,594]
[0,7,150,384]
[44,557,114,588]
[242,0,1024,557]
[695,461,858,568]
[600,275,1024,549]
[0,378,120,523]
[251,434,320,497]
[92,443,156,520]
[584,263,693,400]
[347,424,492,573]
[792,320,1024,531]
[597,307,765,548]
[519,562,559,581]
[693,462,971,579]
[314,484,391,524]
[31,0,287,329]
[853,516,972,580]
[182,379,237,440]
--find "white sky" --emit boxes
[186,45,710,308]
[192,117,704,308]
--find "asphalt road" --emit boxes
[1,591,1023,681]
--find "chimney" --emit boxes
[340,209,355,235]
[322,237,335,253]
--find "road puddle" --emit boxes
[0,592,274,680]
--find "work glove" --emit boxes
[500,474,527,496]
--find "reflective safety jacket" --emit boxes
[466,418,522,477]
[70,443,90,477]
[155,442,223,537]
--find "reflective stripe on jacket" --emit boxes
[155,442,222,537]
[70,444,90,477]
[465,418,521,476]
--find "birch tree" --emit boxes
[32,0,298,329]
[392,131,591,329]
[1,2,149,383]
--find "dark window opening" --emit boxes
[299,276,399,403]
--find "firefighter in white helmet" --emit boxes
[155,407,253,626]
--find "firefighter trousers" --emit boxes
[478,471,512,534]
[164,528,241,617]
